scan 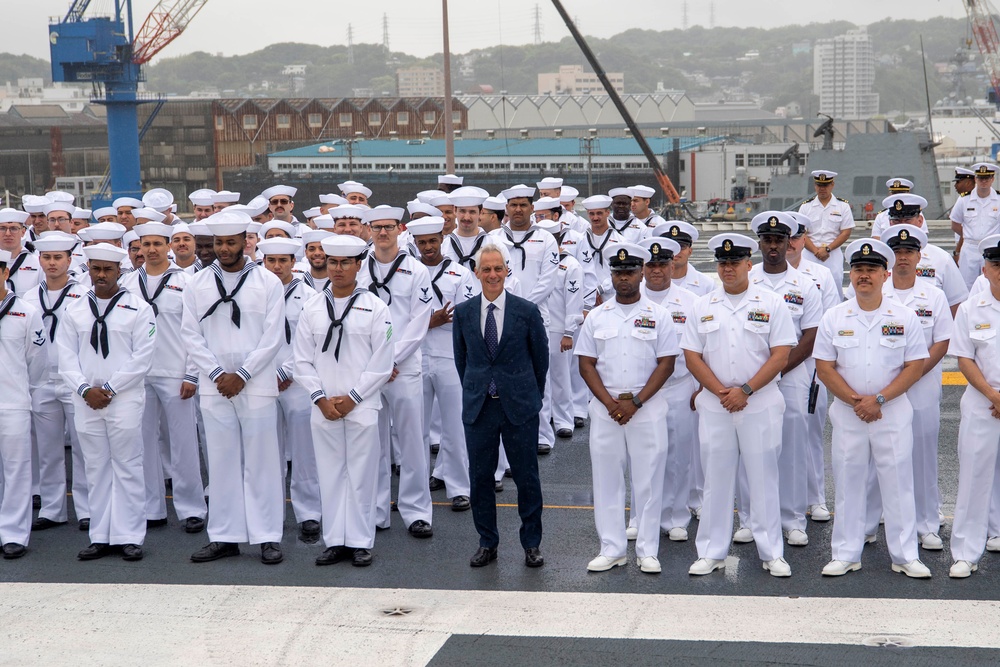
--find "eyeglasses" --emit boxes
[371,223,397,233]
[48,216,71,223]
[327,259,359,269]
[270,198,291,205]
[0,225,23,234]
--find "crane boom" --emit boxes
[64,0,93,22]
[132,0,209,65]
[964,0,1000,101]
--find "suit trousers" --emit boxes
[32,381,89,523]
[0,409,32,546]
[465,397,543,550]
[425,354,471,498]
[201,393,283,544]
[73,391,146,545]
[277,381,321,524]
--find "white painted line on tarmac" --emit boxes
[1,582,998,665]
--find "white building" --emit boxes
[813,28,879,120]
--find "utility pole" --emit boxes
[347,24,355,65]
[580,132,597,196]
[533,4,543,45]
[442,0,455,173]
[382,14,390,56]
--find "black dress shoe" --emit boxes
[375,524,390,532]
[78,518,90,531]
[122,544,144,561]
[300,519,321,537]
[78,543,112,561]
[430,443,440,454]
[183,517,206,534]
[32,495,41,510]
[494,480,504,493]
[556,428,573,439]
[191,541,240,562]
[470,546,498,567]
[147,518,168,528]
[352,548,373,567]
[408,520,433,538]
[537,443,552,455]
[504,468,512,478]
[315,546,351,566]
[451,495,470,512]
[260,542,283,564]
[524,547,545,568]
[32,517,66,531]
[2,543,26,559]
[574,417,586,429]
[391,464,400,476]
[391,501,398,512]
[428,476,445,491]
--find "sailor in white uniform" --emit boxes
[57,243,156,562]
[660,221,714,297]
[629,185,667,229]
[799,170,855,299]
[182,210,286,565]
[951,163,1000,289]
[0,209,41,295]
[608,188,649,244]
[870,178,913,239]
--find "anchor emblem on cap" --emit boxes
[768,216,778,227]
[892,180,901,188]
[670,226,679,236]
[617,249,627,261]
[899,229,909,240]
[862,244,871,255]
[651,243,660,255]
[723,240,732,251]
[894,200,903,211]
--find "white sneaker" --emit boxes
[808,504,831,522]
[638,556,661,573]
[763,557,791,577]
[987,536,1000,552]
[822,559,861,576]
[864,534,877,544]
[785,529,809,546]
[920,533,943,551]
[688,557,725,575]
[733,527,754,543]
[587,555,627,572]
[625,525,638,541]
[690,506,702,520]
[667,527,688,542]
[949,560,978,578]
[892,559,932,579]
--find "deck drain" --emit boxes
[381,607,414,617]
[862,635,915,648]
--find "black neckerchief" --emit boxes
[587,230,614,267]
[87,289,128,358]
[137,266,177,317]
[610,215,634,235]
[5,251,30,293]
[428,258,453,303]
[504,226,535,270]
[0,293,15,324]
[448,233,485,271]
[200,261,255,328]
[367,253,408,305]
[323,288,364,359]
[282,278,301,344]
[38,282,74,341]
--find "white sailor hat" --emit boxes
[76,229,91,243]
[501,184,535,200]
[74,208,92,219]
[92,206,118,221]
[21,195,52,214]
[407,201,442,217]
[337,180,372,198]
[113,197,144,210]
[321,234,368,257]
[142,188,174,211]
[188,189,217,206]
[302,206,322,220]
[204,210,251,236]
[312,215,336,230]
[638,236,681,261]
[211,190,240,204]
[581,194,613,210]
[846,238,894,270]
[751,211,795,237]
[532,217,562,234]
[133,207,166,223]
[629,185,656,199]
[483,196,507,212]
[560,186,579,202]
[416,190,452,208]
[0,249,10,264]
[319,193,348,206]
[0,209,30,225]
[811,170,837,183]
[362,206,404,224]
[261,185,297,201]
[608,187,631,198]
[886,177,913,193]
[955,167,975,179]
[134,222,174,239]
[709,233,758,259]
[330,205,367,220]
[46,190,75,203]
[882,224,926,250]
[973,163,999,177]
[536,177,563,190]
[257,237,302,256]
[407,217,445,236]
[33,232,79,253]
[882,193,927,218]
[652,220,698,244]
[84,242,129,263]
[85,222,127,241]
[302,229,334,245]
[783,212,810,236]
[438,174,464,186]
[533,197,561,212]
[188,222,212,237]
[170,222,193,238]
[44,201,76,217]
[123,230,140,247]
[603,242,650,268]
[449,186,489,207]
[242,196,270,218]
[259,220,296,238]
[979,234,1000,260]
[247,222,262,235]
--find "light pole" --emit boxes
[442,0,455,173]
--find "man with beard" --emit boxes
[608,187,648,244]
[170,223,199,273]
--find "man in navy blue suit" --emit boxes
[453,243,549,568]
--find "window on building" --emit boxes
[339,113,353,127]
[368,112,381,126]
[276,114,291,129]
[853,176,874,196]
[735,154,745,167]
[242,115,258,130]
[214,116,224,130]
[396,111,409,124]
[452,111,462,124]
[308,113,322,128]
[423,111,436,124]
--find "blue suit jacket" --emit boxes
[453,293,549,426]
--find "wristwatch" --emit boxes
[875,393,886,406]
[741,383,754,397]
[632,395,643,409]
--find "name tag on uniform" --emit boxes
[633,316,656,329]
[882,322,904,336]
[700,314,714,323]
[837,329,854,336]
[783,291,803,306]
[975,323,991,330]
[747,310,770,323]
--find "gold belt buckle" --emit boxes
[617,392,633,401]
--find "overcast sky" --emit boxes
[16,0,963,62]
